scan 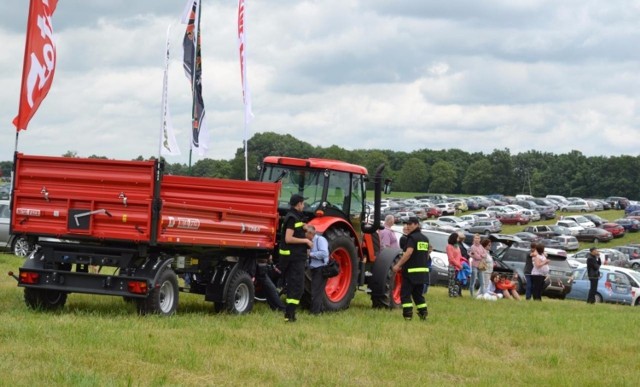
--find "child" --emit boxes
[494,273,521,300]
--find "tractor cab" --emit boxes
[259,156,368,233]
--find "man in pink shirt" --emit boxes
[379,215,399,249]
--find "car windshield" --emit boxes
[573,216,588,223]
[423,231,449,252]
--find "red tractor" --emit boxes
[259,156,396,311]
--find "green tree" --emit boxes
[396,157,428,192]
[429,160,456,193]
[462,159,493,194]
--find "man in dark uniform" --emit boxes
[586,247,602,304]
[392,216,430,321]
[279,194,313,322]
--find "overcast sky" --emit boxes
[2,0,640,165]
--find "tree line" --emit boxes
[3,132,639,199]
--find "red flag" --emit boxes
[13,0,58,132]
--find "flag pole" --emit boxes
[158,25,171,160]
[188,0,201,174]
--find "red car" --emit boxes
[496,212,530,225]
[601,222,626,238]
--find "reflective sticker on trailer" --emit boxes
[167,216,200,230]
[122,214,127,223]
[16,208,41,216]
[240,223,261,233]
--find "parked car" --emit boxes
[513,232,541,243]
[552,235,580,251]
[569,248,629,267]
[421,229,456,286]
[437,216,471,230]
[492,242,573,298]
[614,218,640,232]
[611,246,640,269]
[555,220,583,236]
[561,215,595,229]
[0,199,35,257]
[435,202,456,216]
[560,200,591,212]
[470,211,495,220]
[611,266,640,306]
[539,238,564,249]
[549,225,573,236]
[601,222,626,238]
[459,214,478,226]
[566,267,635,305]
[520,209,541,222]
[575,228,613,243]
[467,219,502,235]
[496,212,530,225]
[515,200,555,220]
[468,196,494,209]
[605,196,630,210]
[583,214,607,227]
[522,225,556,238]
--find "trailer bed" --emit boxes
[11,153,280,250]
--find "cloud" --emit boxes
[1,1,639,167]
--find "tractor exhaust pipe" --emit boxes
[362,163,386,234]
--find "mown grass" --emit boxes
[1,253,639,386]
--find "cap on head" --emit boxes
[402,216,420,225]
[289,194,306,206]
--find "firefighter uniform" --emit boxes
[279,196,308,322]
[400,227,430,320]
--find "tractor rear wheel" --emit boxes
[369,248,403,309]
[312,228,358,312]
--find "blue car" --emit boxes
[566,267,634,305]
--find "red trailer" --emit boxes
[10,153,394,315]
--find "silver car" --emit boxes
[0,199,34,256]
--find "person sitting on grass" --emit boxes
[493,272,521,300]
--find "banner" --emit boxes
[160,25,181,157]
[237,0,253,125]
[182,0,208,155]
[13,0,59,131]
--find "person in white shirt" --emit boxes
[306,225,329,315]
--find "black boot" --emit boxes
[284,305,297,322]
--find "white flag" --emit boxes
[160,25,181,156]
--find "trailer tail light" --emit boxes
[128,280,148,295]
[19,271,40,284]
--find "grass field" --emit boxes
[1,251,639,386]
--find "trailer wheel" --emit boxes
[368,248,403,309]
[320,229,358,311]
[217,270,254,314]
[24,288,67,311]
[137,269,179,316]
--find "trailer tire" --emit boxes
[24,288,67,311]
[320,229,358,312]
[217,269,254,314]
[368,248,403,309]
[137,269,179,316]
